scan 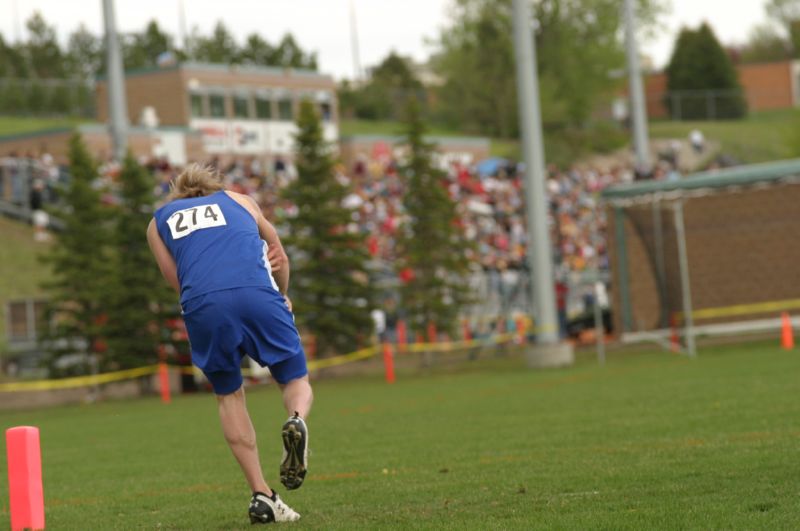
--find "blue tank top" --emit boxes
[153,191,279,305]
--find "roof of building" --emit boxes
[98,62,333,82]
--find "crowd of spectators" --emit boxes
[4,144,694,338]
[136,153,633,286]
[2,149,636,282]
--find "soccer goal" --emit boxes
[602,159,800,353]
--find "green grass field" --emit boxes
[649,109,800,164]
[340,119,521,159]
[342,109,800,167]
[1,342,798,529]
[0,117,86,138]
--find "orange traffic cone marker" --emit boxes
[781,312,794,350]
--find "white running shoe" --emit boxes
[248,491,300,524]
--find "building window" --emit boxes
[255,96,272,119]
[278,98,293,121]
[233,95,250,119]
[7,300,48,342]
[8,301,29,341]
[190,93,204,118]
[209,94,226,118]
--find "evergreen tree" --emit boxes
[396,101,472,337]
[666,23,747,119]
[0,35,10,78]
[105,154,175,369]
[188,21,241,65]
[66,24,102,80]
[25,12,65,78]
[240,34,276,66]
[40,135,114,375]
[339,52,426,121]
[123,20,176,70]
[4,39,30,79]
[270,34,318,70]
[281,101,374,355]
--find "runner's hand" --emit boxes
[267,246,282,272]
[283,295,293,312]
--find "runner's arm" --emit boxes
[227,191,291,295]
[242,196,290,295]
[147,219,180,293]
[258,216,290,295]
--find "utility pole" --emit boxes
[102,0,129,161]
[511,0,573,367]
[349,0,363,82]
[11,0,21,43]
[178,0,189,51]
[623,0,650,174]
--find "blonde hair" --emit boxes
[169,163,225,200]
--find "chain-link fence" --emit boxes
[663,89,748,121]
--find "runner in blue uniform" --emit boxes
[147,164,311,524]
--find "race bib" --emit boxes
[166,204,227,239]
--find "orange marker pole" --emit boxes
[6,426,45,531]
[462,319,472,342]
[396,320,407,353]
[427,322,437,343]
[515,316,526,344]
[781,312,794,350]
[159,363,171,404]
[670,314,681,353]
[382,342,395,384]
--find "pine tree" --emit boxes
[396,100,472,337]
[281,100,374,356]
[40,134,113,375]
[105,154,176,370]
[666,23,747,120]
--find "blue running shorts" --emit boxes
[181,286,308,394]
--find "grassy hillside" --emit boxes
[0,217,52,343]
[343,110,800,166]
[340,119,521,159]
[649,109,800,164]
[0,116,86,137]
[0,109,794,169]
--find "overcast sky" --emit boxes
[0,0,773,79]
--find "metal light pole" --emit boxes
[102,0,129,161]
[512,0,569,364]
[178,0,189,51]
[623,0,650,174]
[673,200,697,357]
[349,0,364,82]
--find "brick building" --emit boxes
[1,62,491,169]
[0,62,338,165]
[95,62,339,163]
[636,60,800,119]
